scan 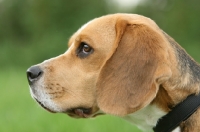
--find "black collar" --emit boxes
[153,93,200,132]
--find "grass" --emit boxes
[0,68,141,132]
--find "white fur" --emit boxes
[123,105,166,132]
[123,105,181,132]
[172,127,181,132]
[29,77,61,112]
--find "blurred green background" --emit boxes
[0,0,199,132]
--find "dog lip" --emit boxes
[66,108,104,118]
[34,98,56,113]
[66,108,92,118]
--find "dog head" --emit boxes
[27,14,172,118]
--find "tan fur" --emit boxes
[28,13,200,131]
[96,21,171,115]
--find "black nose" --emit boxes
[27,66,43,84]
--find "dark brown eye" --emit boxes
[82,44,92,53]
[76,42,93,58]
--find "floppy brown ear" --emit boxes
[96,19,167,116]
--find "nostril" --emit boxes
[27,71,42,79]
[27,66,43,84]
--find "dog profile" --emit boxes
[27,13,200,132]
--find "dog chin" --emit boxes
[32,95,103,118]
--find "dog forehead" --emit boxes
[68,13,159,48]
[75,14,155,36]
[68,16,118,48]
[77,20,93,34]
[77,15,119,36]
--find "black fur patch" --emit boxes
[163,31,200,83]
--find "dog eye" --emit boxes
[76,42,93,58]
[82,44,92,53]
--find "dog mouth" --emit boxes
[66,108,104,118]
[66,108,93,118]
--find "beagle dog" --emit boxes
[27,13,200,132]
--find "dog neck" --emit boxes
[154,93,200,132]
[162,33,200,107]
[123,105,166,132]
[149,32,200,131]
[123,32,200,132]
[125,32,200,132]
[123,105,181,132]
